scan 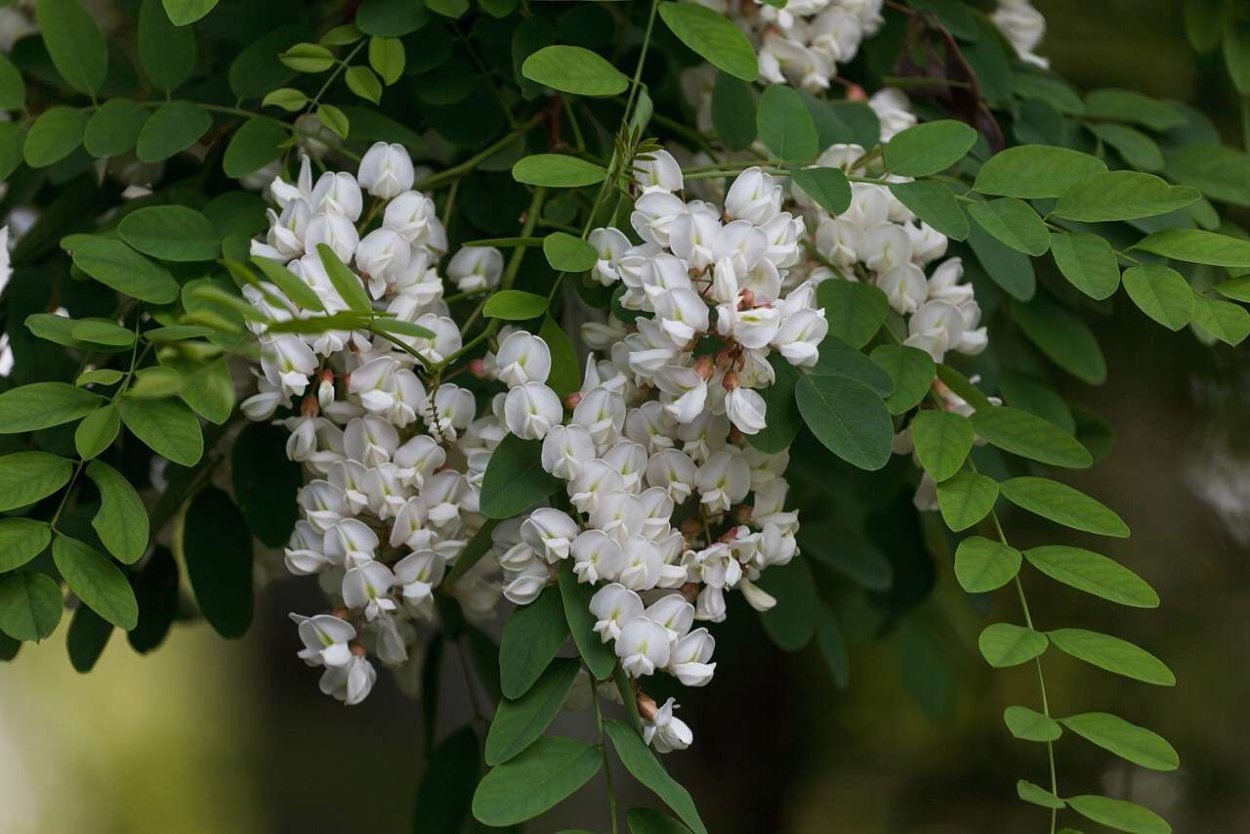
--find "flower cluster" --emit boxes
[243,143,510,704]
[992,0,1049,69]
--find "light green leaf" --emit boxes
[605,721,707,834]
[75,404,121,460]
[76,368,126,386]
[223,118,289,178]
[119,397,204,466]
[250,257,326,313]
[118,205,221,262]
[885,119,978,177]
[999,476,1129,537]
[70,319,135,347]
[498,585,566,699]
[1048,627,1174,685]
[136,100,212,162]
[315,243,372,313]
[140,0,195,91]
[558,562,616,680]
[817,279,888,348]
[368,36,405,85]
[1050,232,1120,300]
[0,571,62,641]
[25,106,88,169]
[52,535,138,630]
[543,232,597,272]
[0,452,72,512]
[970,406,1092,468]
[936,471,999,532]
[870,344,935,415]
[471,736,601,827]
[181,487,253,638]
[889,180,969,240]
[1084,88,1186,131]
[711,72,757,151]
[658,1,758,82]
[955,536,1022,593]
[162,0,218,25]
[280,42,335,73]
[513,154,607,188]
[1191,294,1250,345]
[1025,545,1158,607]
[1067,795,1171,834]
[126,366,183,399]
[261,87,308,112]
[485,657,580,765]
[345,65,382,104]
[84,98,149,158]
[792,167,852,215]
[0,382,102,434]
[1011,295,1107,385]
[314,103,349,139]
[966,198,1049,256]
[36,0,108,96]
[1053,171,1200,222]
[1017,780,1066,810]
[1089,123,1164,171]
[910,410,974,482]
[521,45,629,97]
[1135,228,1250,268]
[796,373,893,471]
[86,460,150,565]
[1060,712,1178,771]
[0,519,52,573]
[979,622,1047,668]
[757,85,819,162]
[973,145,1107,199]
[1004,705,1062,742]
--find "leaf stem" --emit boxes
[592,685,621,834]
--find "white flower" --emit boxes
[521,508,579,562]
[571,529,625,584]
[725,385,767,435]
[696,451,751,513]
[739,578,778,612]
[634,149,684,193]
[447,246,504,293]
[667,628,716,686]
[342,561,398,621]
[877,262,928,315]
[502,560,550,605]
[904,299,966,361]
[589,583,644,642]
[358,142,416,199]
[319,654,376,705]
[616,616,671,677]
[305,211,360,263]
[645,594,695,641]
[642,697,693,753]
[356,227,411,296]
[312,171,364,221]
[393,550,446,612]
[868,88,917,141]
[494,331,552,387]
[725,168,783,225]
[541,424,597,479]
[291,613,356,667]
[589,227,630,286]
[993,0,1049,68]
[504,381,563,439]
[324,518,380,568]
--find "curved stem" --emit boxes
[592,685,621,834]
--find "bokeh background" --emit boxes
[2,2,1248,832]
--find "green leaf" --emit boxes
[77,368,126,386]
[817,279,888,349]
[0,122,26,181]
[0,571,62,641]
[368,36,405,85]
[1191,294,1250,345]
[1134,228,1250,268]
[757,557,818,650]
[870,344,935,415]
[955,536,1022,593]
[162,0,218,25]
[480,434,563,519]
[485,657,580,765]
[543,232,597,272]
[885,120,978,177]
[792,167,852,215]
[249,257,326,313]
[0,383,103,436]
[181,487,253,638]
[119,398,203,466]
[1050,232,1120,300]
[357,0,429,36]
[280,42,335,73]
[521,45,629,97]
[1017,780,1066,810]
[1011,296,1106,385]
[1089,123,1163,171]
[75,404,121,460]
[231,421,302,547]
[127,366,183,399]
[413,725,478,833]
[627,808,695,834]
[803,528,892,591]
[1060,712,1178,771]
[970,406,1092,468]
[228,26,304,100]
[1119,264,1192,331]
[52,535,138,630]
[815,604,850,689]
[0,519,52,573]
[1004,705,1062,742]
[978,622,1048,668]
[261,87,308,112]
[36,0,108,96]
[1084,88,1186,131]
[82,461,148,566]
[84,98,149,158]
[25,106,88,168]
[749,356,801,454]
[999,476,1129,537]
[472,736,601,826]
[757,85,818,162]
[1215,275,1250,303]
[967,222,1035,300]
[223,118,288,178]
[0,451,72,511]
[936,471,999,531]
[911,410,974,481]
[498,585,566,698]
[71,319,135,347]
[1025,545,1158,608]
[316,104,350,139]
[796,373,893,471]
[1165,143,1250,208]
[605,720,707,834]
[810,336,892,396]
[345,65,382,104]
[513,154,607,188]
[558,562,616,680]
[118,205,220,262]
[136,100,212,163]
[658,1,758,81]
[0,52,25,111]
[315,243,372,313]
[1048,628,1174,686]
[1067,795,1171,834]
[889,180,969,241]
[1053,172,1200,222]
[140,0,195,91]
[966,198,1049,256]
[711,72,757,151]
[66,603,112,672]
[973,145,1107,199]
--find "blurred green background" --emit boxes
[3,2,1249,832]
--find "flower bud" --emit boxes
[358,142,415,199]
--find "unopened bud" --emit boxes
[317,369,335,410]
[738,289,755,310]
[468,358,488,379]
[847,84,868,102]
[300,392,320,418]
[350,642,368,657]
[680,516,702,538]
[637,692,658,721]
[563,391,582,410]
[722,370,740,392]
[693,356,715,380]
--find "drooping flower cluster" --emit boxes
[474,153,815,750]
[242,142,509,704]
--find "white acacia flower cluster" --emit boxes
[478,154,812,751]
[791,140,989,364]
[242,142,511,705]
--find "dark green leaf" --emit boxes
[0,520,52,573]
[796,373,893,471]
[711,72,756,151]
[522,45,629,97]
[757,557,818,650]
[973,145,1107,199]
[889,180,969,240]
[0,382,102,434]
[792,167,852,215]
[136,100,212,162]
[472,735,601,826]
[605,720,707,834]
[118,205,220,262]
[481,434,563,519]
[182,487,253,638]
[1050,232,1120,300]
[1134,228,1250,268]
[966,198,1049,256]
[936,471,999,532]
[757,85,818,162]
[24,106,87,168]
[1054,172,1200,222]
[885,120,978,177]
[911,410,974,481]
[36,0,108,96]
[1191,294,1250,345]
[223,118,288,178]
[485,657,580,765]
[817,279,888,348]
[870,344,935,415]
[967,222,1036,300]
[119,398,203,466]
[0,451,73,511]
[84,99,149,158]
[558,562,616,680]
[498,585,566,698]
[815,604,850,689]
[140,0,195,91]
[627,807,694,834]
[162,0,218,25]
[1010,296,1106,385]
[543,232,597,272]
[0,571,62,641]
[414,725,479,833]
[357,0,429,36]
